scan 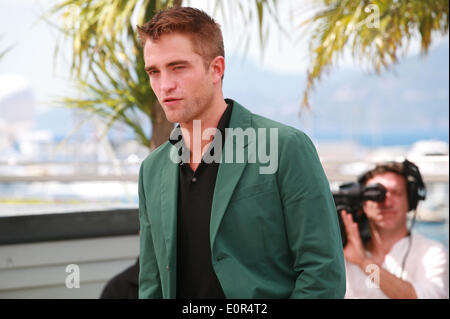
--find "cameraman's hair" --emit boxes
[359,162,406,186]
[137,7,224,68]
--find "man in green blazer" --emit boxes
[137,7,345,299]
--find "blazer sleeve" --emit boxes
[138,163,163,298]
[277,130,346,298]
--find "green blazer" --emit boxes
[138,100,346,298]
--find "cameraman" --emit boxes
[342,161,448,298]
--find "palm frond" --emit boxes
[300,0,449,109]
[45,0,180,148]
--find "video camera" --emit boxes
[332,182,386,247]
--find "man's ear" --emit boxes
[210,56,225,84]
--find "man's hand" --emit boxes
[340,210,370,268]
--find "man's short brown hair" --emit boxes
[358,162,406,186]
[137,7,224,67]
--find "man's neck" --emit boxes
[180,96,228,171]
[366,225,409,263]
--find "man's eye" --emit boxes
[147,70,159,76]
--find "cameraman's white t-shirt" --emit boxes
[344,233,449,299]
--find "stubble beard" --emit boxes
[177,89,215,126]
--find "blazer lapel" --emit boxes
[161,146,179,298]
[210,102,254,247]
[159,102,254,295]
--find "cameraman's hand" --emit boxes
[341,210,367,268]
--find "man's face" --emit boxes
[143,32,216,125]
[363,172,410,232]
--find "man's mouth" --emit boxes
[163,97,182,104]
[380,209,396,215]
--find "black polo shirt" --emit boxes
[169,99,233,299]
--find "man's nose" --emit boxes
[382,190,393,204]
[160,73,176,94]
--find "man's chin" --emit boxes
[165,112,195,125]
[377,219,400,231]
[164,112,183,124]
[165,116,178,124]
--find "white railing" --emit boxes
[0,157,448,183]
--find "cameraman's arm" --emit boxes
[341,211,417,299]
[359,258,417,299]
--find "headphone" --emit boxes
[358,159,427,211]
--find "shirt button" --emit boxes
[192,177,197,183]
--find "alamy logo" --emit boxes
[65,264,80,288]
[169,120,279,174]
[352,4,380,31]
[365,263,380,289]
